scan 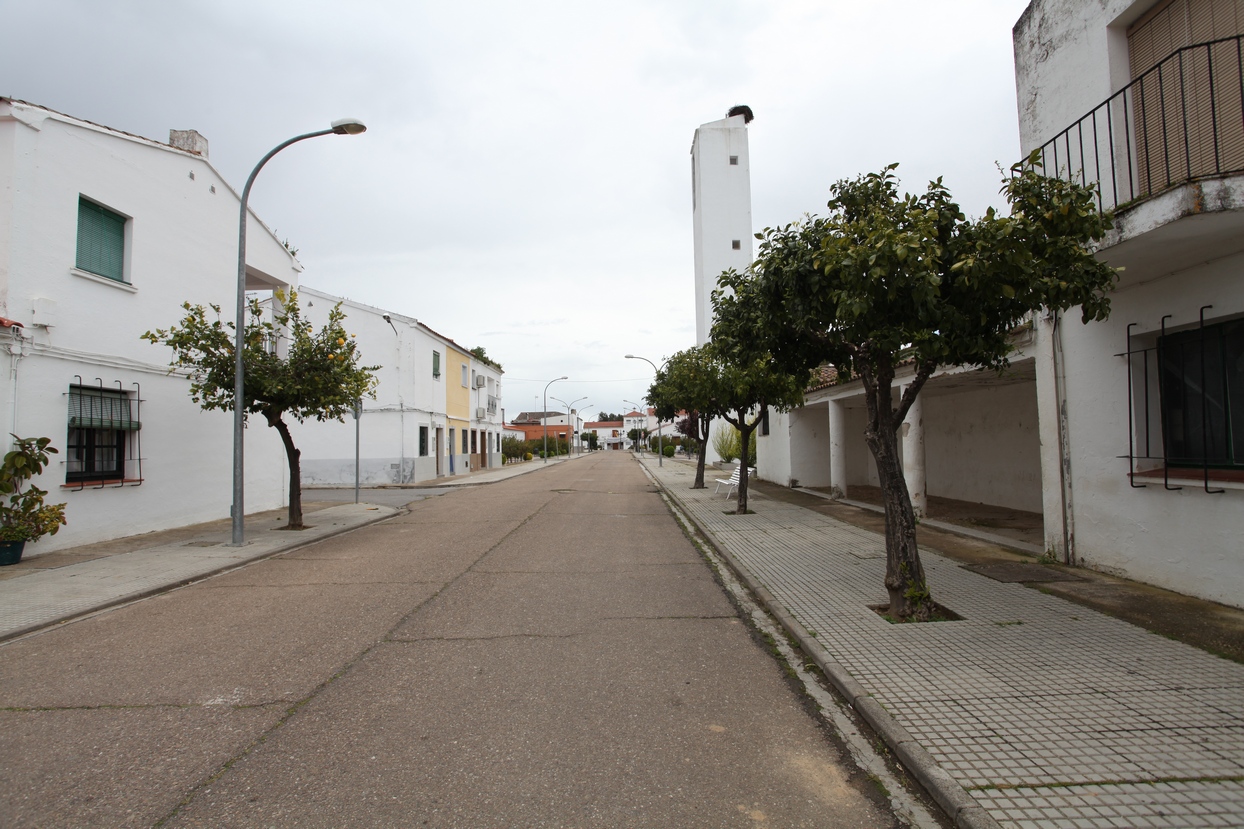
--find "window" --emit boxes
[76,197,127,282]
[461,364,469,387]
[1159,318,1244,469]
[471,430,477,453]
[732,240,741,250]
[67,385,140,482]
[419,426,429,457]
[729,155,739,165]
[461,429,468,454]
[432,351,441,379]
[761,410,770,436]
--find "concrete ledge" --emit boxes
[656,474,1002,829]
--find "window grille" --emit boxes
[76,198,126,282]
[65,379,143,488]
[1119,307,1240,492]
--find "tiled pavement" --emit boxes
[642,458,1244,829]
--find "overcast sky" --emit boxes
[3,0,1031,421]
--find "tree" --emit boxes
[143,291,378,530]
[648,346,724,489]
[708,265,809,515]
[747,159,1117,620]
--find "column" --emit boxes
[902,390,927,518]
[828,398,847,499]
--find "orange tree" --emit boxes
[745,159,1117,620]
[143,291,377,529]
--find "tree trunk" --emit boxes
[865,426,928,619]
[692,416,711,489]
[266,412,305,530]
[730,408,759,515]
[858,357,934,621]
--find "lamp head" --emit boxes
[625,354,635,359]
[331,118,367,135]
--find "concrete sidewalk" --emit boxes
[0,503,399,643]
[642,458,1244,829]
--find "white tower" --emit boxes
[691,105,754,345]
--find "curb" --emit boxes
[651,473,1002,829]
[0,506,400,644]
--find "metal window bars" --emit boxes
[1117,310,1228,494]
[1031,35,1244,213]
[64,377,144,490]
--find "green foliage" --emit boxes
[142,291,378,425]
[524,452,533,461]
[501,435,526,460]
[469,345,502,371]
[750,157,1117,385]
[663,444,675,458]
[0,436,67,542]
[712,424,740,463]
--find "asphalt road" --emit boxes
[0,453,897,828]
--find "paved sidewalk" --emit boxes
[0,503,399,643]
[642,458,1244,829]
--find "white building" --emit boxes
[752,0,1244,609]
[292,286,504,484]
[691,106,754,346]
[1012,0,1244,606]
[0,98,296,553]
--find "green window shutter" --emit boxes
[68,387,141,431]
[76,198,126,282]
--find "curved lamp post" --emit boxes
[231,118,367,546]
[552,395,588,455]
[626,354,666,466]
[543,376,567,463]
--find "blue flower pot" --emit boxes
[0,540,26,566]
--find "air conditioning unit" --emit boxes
[475,375,486,388]
[475,407,486,420]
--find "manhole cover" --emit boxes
[964,562,1084,583]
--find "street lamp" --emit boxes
[231,118,367,546]
[543,376,567,463]
[626,354,666,466]
[552,395,587,455]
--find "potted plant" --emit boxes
[0,436,67,565]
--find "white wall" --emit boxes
[1013,0,1143,154]
[923,380,1043,513]
[0,100,296,553]
[691,113,753,346]
[1014,0,1244,606]
[1049,253,1244,606]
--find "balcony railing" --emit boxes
[1034,34,1244,212]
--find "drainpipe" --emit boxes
[7,326,24,442]
[1051,311,1076,565]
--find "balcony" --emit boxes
[1034,35,1244,285]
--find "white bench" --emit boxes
[714,466,756,497]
